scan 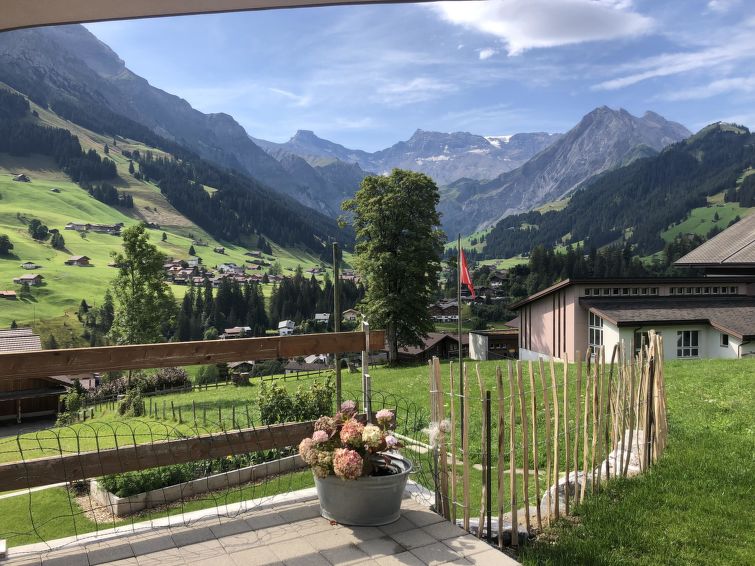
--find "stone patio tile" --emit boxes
[320,543,371,565]
[387,528,437,550]
[40,551,89,566]
[244,511,286,531]
[409,542,462,566]
[228,545,280,566]
[465,549,520,565]
[267,537,319,562]
[304,528,360,551]
[402,510,445,528]
[129,533,176,556]
[255,521,307,546]
[284,553,332,566]
[441,535,493,557]
[107,560,139,566]
[216,530,260,554]
[134,547,184,566]
[86,541,134,565]
[5,555,42,566]
[177,539,227,562]
[278,501,322,523]
[209,519,253,539]
[340,525,389,542]
[378,516,416,535]
[285,517,334,537]
[171,526,216,548]
[421,521,467,541]
[374,550,426,566]
[356,535,406,558]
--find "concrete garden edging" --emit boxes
[90,454,306,517]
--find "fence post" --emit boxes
[573,352,582,503]
[485,390,492,543]
[449,361,457,525]
[434,357,450,520]
[462,363,471,532]
[507,361,517,548]
[361,319,372,422]
[516,361,530,534]
[539,359,552,522]
[171,401,175,421]
[528,362,542,531]
[477,365,486,539]
[178,406,182,424]
[496,365,505,550]
[550,358,560,520]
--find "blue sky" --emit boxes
[87,0,755,151]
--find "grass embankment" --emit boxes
[521,359,755,565]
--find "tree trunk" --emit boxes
[387,322,398,365]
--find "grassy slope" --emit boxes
[0,99,327,329]
[521,359,755,565]
[661,201,752,243]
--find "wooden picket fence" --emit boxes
[428,331,668,549]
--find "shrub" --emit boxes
[117,387,145,417]
[259,377,334,425]
[231,373,251,387]
[195,364,219,385]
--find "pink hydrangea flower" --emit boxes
[314,416,336,435]
[362,424,383,448]
[376,409,394,428]
[312,430,329,444]
[298,437,319,466]
[340,418,365,448]
[333,448,363,480]
[340,400,358,416]
[385,435,398,448]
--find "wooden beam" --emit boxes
[0,330,385,381]
[0,420,315,491]
[0,0,441,33]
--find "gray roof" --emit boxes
[675,214,755,267]
[0,328,42,353]
[582,297,755,339]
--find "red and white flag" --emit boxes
[459,248,475,299]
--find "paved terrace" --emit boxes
[3,486,520,566]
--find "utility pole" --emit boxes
[333,242,342,406]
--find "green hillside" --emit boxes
[0,98,330,330]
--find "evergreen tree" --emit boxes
[103,143,109,155]
[189,245,196,256]
[10,320,18,329]
[44,334,59,350]
[343,169,445,363]
[162,232,167,242]
[51,232,66,250]
[0,234,13,256]
[108,225,176,377]
[128,160,135,175]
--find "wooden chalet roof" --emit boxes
[675,214,755,268]
[0,328,42,353]
[582,297,755,340]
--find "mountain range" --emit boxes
[0,24,693,242]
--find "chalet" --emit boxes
[213,246,225,254]
[342,308,361,322]
[489,271,509,288]
[429,300,459,323]
[469,329,519,361]
[52,373,99,391]
[221,326,252,339]
[187,258,200,268]
[389,333,469,364]
[217,263,243,274]
[12,173,30,182]
[228,361,255,374]
[65,222,88,231]
[307,267,323,275]
[64,255,91,267]
[278,320,295,336]
[0,291,17,299]
[284,361,330,376]
[89,224,121,235]
[13,274,43,286]
[314,313,330,325]
[20,262,40,270]
[50,187,61,193]
[245,250,262,257]
[0,329,68,422]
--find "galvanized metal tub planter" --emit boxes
[314,453,412,526]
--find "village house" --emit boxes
[489,270,509,288]
[342,308,361,322]
[278,320,295,336]
[510,215,755,361]
[245,250,262,258]
[20,262,40,270]
[221,326,252,339]
[388,332,469,364]
[213,246,225,254]
[228,361,255,375]
[429,300,459,323]
[0,329,68,422]
[64,255,91,267]
[314,313,330,325]
[469,329,519,361]
[12,173,30,182]
[0,290,17,300]
[13,274,44,286]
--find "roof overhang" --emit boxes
[0,0,441,33]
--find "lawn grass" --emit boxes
[520,358,755,565]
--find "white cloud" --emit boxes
[430,0,653,55]
[373,77,458,106]
[593,27,755,91]
[478,47,496,60]
[661,76,755,101]
[707,0,740,13]
[268,87,311,107]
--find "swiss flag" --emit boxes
[460,248,475,299]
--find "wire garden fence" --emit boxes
[427,331,668,550]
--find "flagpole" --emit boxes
[457,233,464,425]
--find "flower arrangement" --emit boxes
[298,401,401,480]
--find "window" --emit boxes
[631,288,639,295]
[721,333,729,347]
[585,288,591,296]
[650,288,658,295]
[677,331,699,358]
[729,286,737,294]
[588,312,603,349]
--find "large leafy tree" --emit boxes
[0,234,13,256]
[343,169,445,363]
[108,224,176,356]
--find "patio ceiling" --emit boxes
[0,0,442,32]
